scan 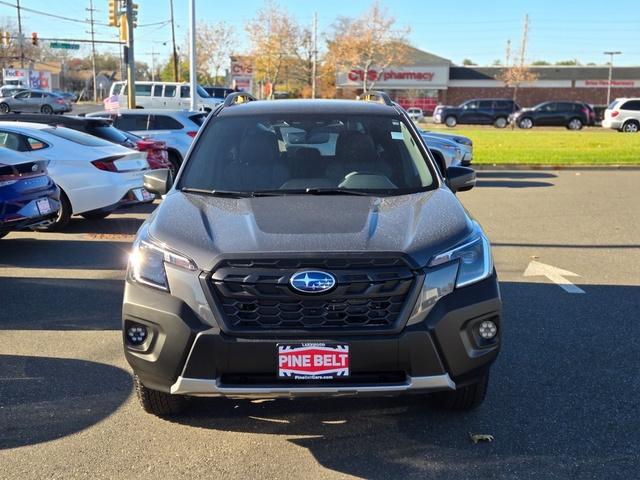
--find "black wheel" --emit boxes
[81,211,111,221]
[567,118,583,130]
[134,374,187,416]
[0,102,10,114]
[518,117,533,129]
[494,116,508,128]
[41,104,53,114]
[622,120,639,133]
[36,189,72,231]
[430,373,489,411]
[444,116,457,128]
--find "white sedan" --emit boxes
[0,121,153,230]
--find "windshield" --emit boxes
[178,114,435,195]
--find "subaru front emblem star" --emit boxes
[290,271,336,294]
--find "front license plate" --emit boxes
[36,198,51,215]
[278,343,349,380]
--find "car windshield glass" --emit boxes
[179,113,435,195]
[197,86,210,98]
[42,127,115,147]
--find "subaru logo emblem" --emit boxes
[290,270,336,294]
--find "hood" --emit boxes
[148,189,474,271]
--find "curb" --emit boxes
[471,164,640,171]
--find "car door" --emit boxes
[10,91,31,112]
[476,100,494,124]
[534,102,555,126]
[163,85,178,109]
[150,84,164,108]
[178,85,190,109]
[459,101,479,124]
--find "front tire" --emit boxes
[518,117,533,129]
[430,373,489,411]
[622,120,639,133]
[444,116,457,128]
[494,116,508,128]
[0,102,10,114]
[134,375,187,416]
[36,190,71,231]
[168,151,182,176]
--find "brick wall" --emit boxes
[440,87,640,107]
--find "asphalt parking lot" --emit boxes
[1,169,639,480]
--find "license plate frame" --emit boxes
[277,343,349,380]
[36,198,51,215]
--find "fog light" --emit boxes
[126,325,147,345]
[478,320,498,340]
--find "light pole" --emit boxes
[603,51,621,106]
[188,0,197,111]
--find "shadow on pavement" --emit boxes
[0,238,130,270]
[475,171,558,179]
[64,216,145,237]
[0,355,131,450]
[0,277,123,330]
[166,281,639,479]
[475,179,554,188]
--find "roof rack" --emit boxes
[358,91,394,106]
[222,92,257,107]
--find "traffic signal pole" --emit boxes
[125,0,136,109]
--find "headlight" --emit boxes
[429,223,493,288]
[408,224,493,323]
[129,225,197,291]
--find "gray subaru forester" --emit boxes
[125,92,501,416]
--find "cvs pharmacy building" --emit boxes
[335,47,451,114]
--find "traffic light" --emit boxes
[119,14,128,42]
[31,32,38,46]
[108,0,119,27]
[131,3,139,28]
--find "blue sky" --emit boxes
[2,0,639,70]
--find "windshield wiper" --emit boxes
[302,188,376,196]
[180,187,285,198]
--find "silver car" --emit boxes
[87,109,207,171]
[0,89,72,114]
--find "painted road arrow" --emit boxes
[523,261,585,294]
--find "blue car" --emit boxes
[0,148,60,239]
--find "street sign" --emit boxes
[50,42,80,50]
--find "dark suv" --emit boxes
[126,92,502,416]
[433,99,519,128]
[510,101,595,130]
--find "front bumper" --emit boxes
[123,267,502,397]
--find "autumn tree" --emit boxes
[326,1,411,92]
[246,0,300,99]
[192,21,236,84]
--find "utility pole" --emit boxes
[87,0,98,102]
[125,0,136,108]
[16,0,24,68]
[311,12,318,99]
[505,39,511,67]
[604,51,622,106]
[170,0,179,82]
[188,0,197,110]
[518,14,529,66]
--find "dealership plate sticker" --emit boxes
[36,198,51,215]
[278,344,349,380]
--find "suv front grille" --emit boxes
[208,256,416,333]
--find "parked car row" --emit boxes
[602,98,640,133]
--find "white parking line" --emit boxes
[0,268,125,280]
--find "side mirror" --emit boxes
[144,168,173,196]
[446,166,476,192]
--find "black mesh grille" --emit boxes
[209,256,416,333]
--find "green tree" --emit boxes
[462,58,476,66]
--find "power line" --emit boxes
[0,0,109,26]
